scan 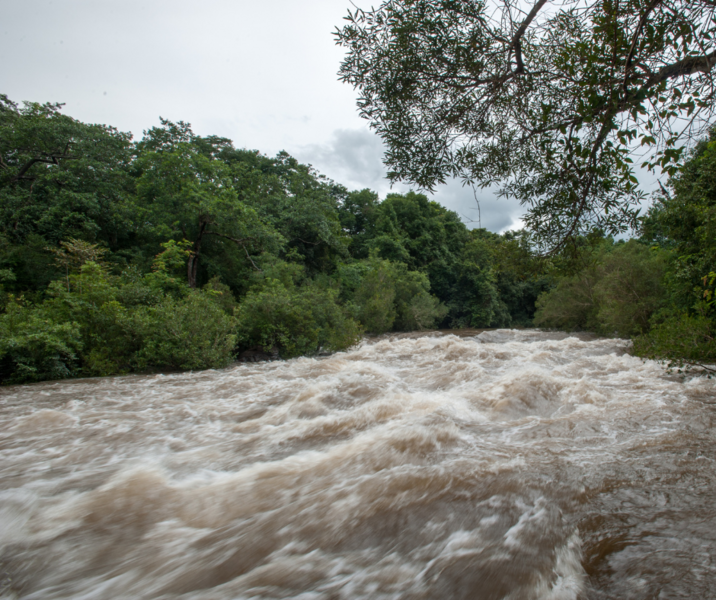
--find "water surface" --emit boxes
[1,330,715,599]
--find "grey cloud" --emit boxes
[294,128,526,233]
[293,128,403,195]
[2,0,367,154]
[431,180,526,233]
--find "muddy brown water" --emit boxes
[1,329,716,599]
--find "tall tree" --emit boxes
[135,120,280,288]
[336,0,716,250]
[241,152,350,274]
[0,95,133,246]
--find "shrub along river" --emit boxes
[1,330,715,599]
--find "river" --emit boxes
[1,330,715,599]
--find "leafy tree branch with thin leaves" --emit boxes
[335,0,716,250]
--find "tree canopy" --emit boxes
[0,94,134,247]
[335,0,716,250]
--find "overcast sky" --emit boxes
[3,0,660,233]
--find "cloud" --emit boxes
[294,128,527,232]
[432,180,526,233]
[293,128,403,195]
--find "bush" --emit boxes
[351,255,447,333]
[236,279,361,358]
[393,268,448,330]
[595,242,667,337]
[203,275,237,314]
[534,241,667,337]
[633,306,716,371]
[0,263,238,382]
[43,262,139,375]
[354,260,397,333]
[533,270,600,332]
[133,291,237,371]
[0,301,82,383]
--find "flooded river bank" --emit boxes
[1,330,715,599]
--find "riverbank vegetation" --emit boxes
[0,95,549,384]
[1,94,714,383]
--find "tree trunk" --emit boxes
[187,252,199,288]
[187,222,206,288]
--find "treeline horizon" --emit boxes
[0,95,550,384]
[0,95,713,384]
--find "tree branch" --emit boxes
[511,0,549,73]
[644,50,716,88]
[13,154,75,182]
[549,119,614,254]
[242,244,262,271]
[624,0,663,92]
[530,50,716,138]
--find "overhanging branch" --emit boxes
[645,51,716,88]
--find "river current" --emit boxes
[1,330,715,599]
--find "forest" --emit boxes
[0,94,714,384]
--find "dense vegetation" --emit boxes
[0,95,549,384]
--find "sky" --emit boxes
[1,0,659,233]
[1,0,525,232]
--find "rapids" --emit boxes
[1,329,715,599]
